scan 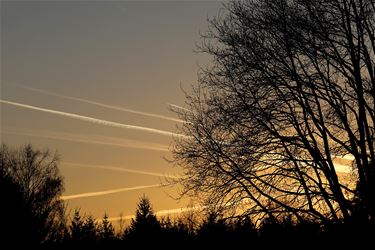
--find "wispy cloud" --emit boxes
[63,162,180,179]
[0,99,188,138]
[62,184,161,200]
[18,85,184,123]
[2,128,169,152]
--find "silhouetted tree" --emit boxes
[173,0,375,225]
[0,151,25,247]
[198,210,228,241]
[82,216,98,243]
[125,195,161,240]
[160,216,192,241]
[70,209,85,242]
[99,213,115,242]
[231,216,258,242]
[0,144,65,246]
[259,216,294,242]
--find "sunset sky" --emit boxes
[1,0,223,220]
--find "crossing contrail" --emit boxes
[18,85,184,123]
[61,184,161,200]
[63,162,180,179]
[0,99,188,138]
[2,129,169,152]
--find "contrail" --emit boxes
[107,205,206,222]
[156,205,206,216]
[0,99,188,138]
[18,85,184,123]
[167,103,191,112]
[107,214,135,222]
[61,184,161,200]
[63,162,180,179]
[2,129,169,152]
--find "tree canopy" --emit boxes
[0,144,65,246]
[173,0,375,225]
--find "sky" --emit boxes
[0,0,224,220]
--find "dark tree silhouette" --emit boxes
[99,213,115,242]
[231,216,258,242]
[160,216,194,241]
[173,0,375,226]
[0,144,65,246]
[82,216,98,243]
[197,210,228,241]
[70,209,85,243]
[124,195,161,240]
[0,151,25,247]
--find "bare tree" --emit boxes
[173,0,375,225]
[0,144,66,245]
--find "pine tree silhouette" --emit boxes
[70,209,85,242]
[125,195,161,241]
[82,216,97,243]
[99,213,115,242]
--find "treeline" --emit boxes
[1,144,373,248]
[55,197,373,249]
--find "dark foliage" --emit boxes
[123,195,162,242]
[1,162,373,248]
[0,144,65,247]
[57,197,374,248]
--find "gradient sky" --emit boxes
[1,0,224,220]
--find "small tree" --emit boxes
[99,213,115,242]
[70,209,85,242]
[125,195,161,240]
[82,216,98,242]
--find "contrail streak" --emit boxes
[2,129,169,152]
[18,85,184,123]
[156,205,206,216]
[0,99,188,138]
[167,103,191,112]
[63,162,180,179]
[107,205,205,222]
[61,184,161,200]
